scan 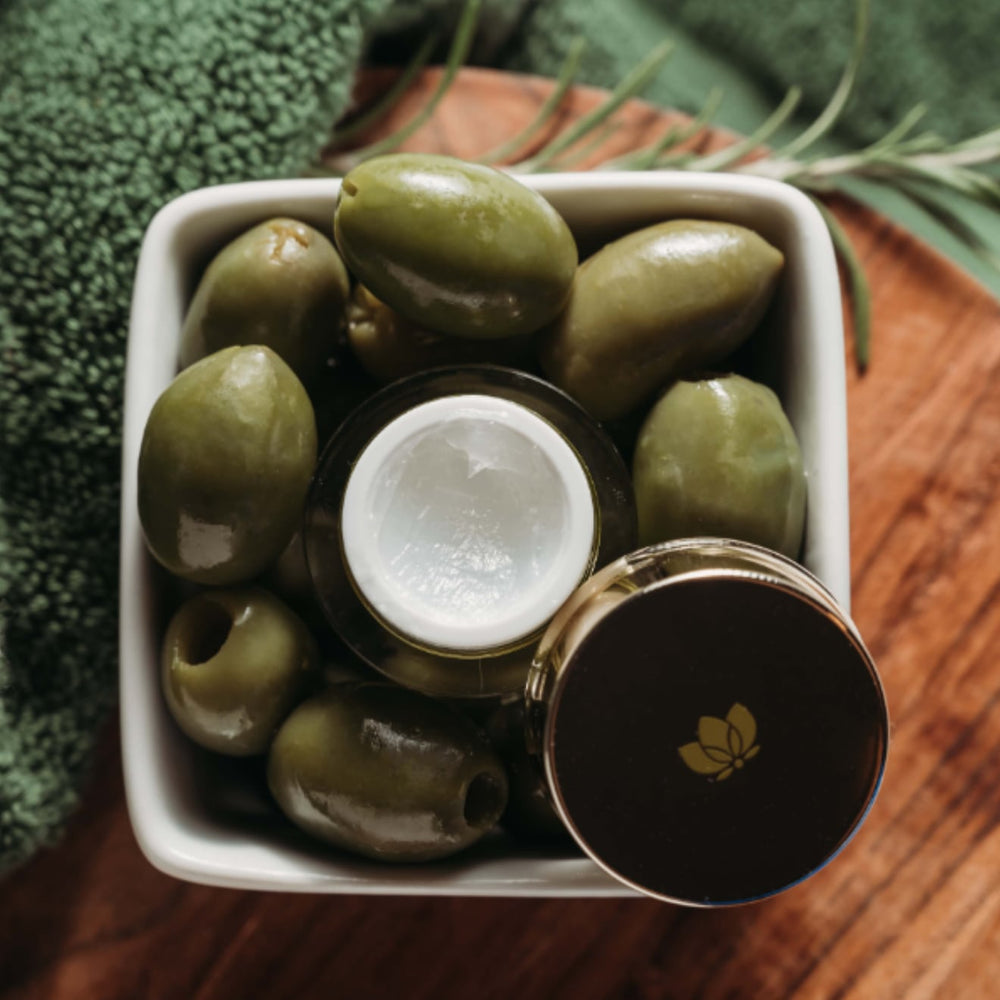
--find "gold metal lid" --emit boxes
[528,538,889,906]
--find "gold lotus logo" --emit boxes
[679,703,760,782]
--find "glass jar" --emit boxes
[304,365,636,699]
[526,537,889,905]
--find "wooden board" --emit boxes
[4,68,1000,1000]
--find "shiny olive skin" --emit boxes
[632,373,806,557]
[487,700,569,842]
[179,218,350,383]
[267,682,509,862]
[138,345,317,585]
[347,285,534,382]
[538,220,785,420]
[162,588,318,755]
[334,153,577,339]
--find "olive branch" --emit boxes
[314,0,1000,371]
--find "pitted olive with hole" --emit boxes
[162,588,318,755]
[334,153,577,339]
[267,682,509,862]
[632,373,806,558]
[347,284,535,382]
[538,220,785,420]
[179,218,350,383]
[138,345,317,585]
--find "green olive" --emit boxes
[162,587,318,755]
[632,373,806,557]
[138,345,317,584]
[267,682,509,862]
[179,218,350,383]
[334,153,577,339]
[538,220,785,420]
[486,700,569,843]
[347,285,535,382]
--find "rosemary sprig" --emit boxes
[775,0,869,161]
[328,29,442,147]
[598,86,725,171]
[476,37,587,165]
[686,86,802,172]
[890,180,1000,272]
[864,103,928,154]
[315,0,1000,371]
[510,39,675,173]
[812,199,872,370]
[542,120,622,171]
[319,0,482,174]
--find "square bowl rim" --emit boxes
[120,169,847,895]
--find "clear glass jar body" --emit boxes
[304,365,637,699]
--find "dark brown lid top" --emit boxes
[547,573,888,905]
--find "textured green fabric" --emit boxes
[664,0,1000,145]
[504,0,1000,144]
[0,0,394,874]
[502,0,1000,301]
[0,0,995,873]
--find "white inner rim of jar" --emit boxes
[340,393,595,652]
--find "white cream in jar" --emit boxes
[340,394,595,652]
[303,365,637,699]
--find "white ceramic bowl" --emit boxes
[120,172,848,895]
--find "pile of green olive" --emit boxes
[138,153,805,863]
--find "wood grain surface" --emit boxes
[4,68,1000,1000]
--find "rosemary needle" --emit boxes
[514,38,675,173]
[477,37,587,165]
[599,86,724,172]
[813,198,872,370]
[328,30,442,147]
[776,0,869,160]
[322,0,482,173]
[689,86,802,172]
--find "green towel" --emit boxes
[1,0,996,873]
[505,0,1000,144]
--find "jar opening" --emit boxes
[340,394,596,652]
